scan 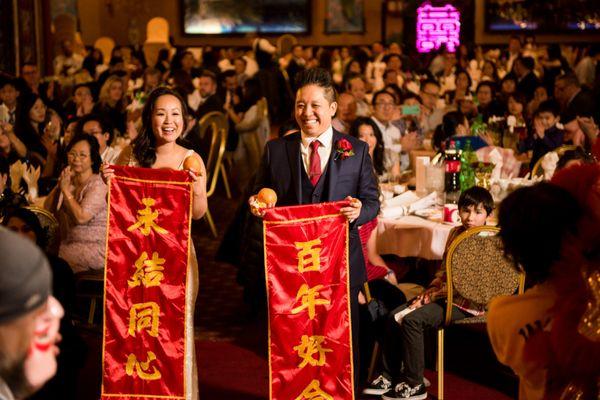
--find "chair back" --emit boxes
[531,145,578,179]
[444,226,525,324]
[25,206,60,255]
[198,111,228,197]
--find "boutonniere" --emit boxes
[335,138,355,160]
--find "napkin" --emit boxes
[541,151,559,180]
[488,148,504,180]
[381,191,438,219]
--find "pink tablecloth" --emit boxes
[376,216,455,260]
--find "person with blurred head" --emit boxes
[371,90,416,174]
[93,75,127,136]
[53,39,83,79]
[3,207,80,399]
[225,78,269,191]
[514,56,539,101]
[0,228,64,400]
[475,81,505,122]
[13,93,55,167]
[77,114,120,164]
[349,116,385,178]
[0,78,20,125]
[554,73,598,124]
[71,83,95,118]
[332,92,357,134]
[419,79,445,135]
[504,35,522,72]
[489,174,600,400]
[195,70,223,119]
[287,44,306,91]
[346,74,371,117]
[44,134,107,274]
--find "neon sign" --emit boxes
[416,3,461,53]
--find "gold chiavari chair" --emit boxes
[198,111,229,238]
[437,226,525,400]
[530,145,578,179]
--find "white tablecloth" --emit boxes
[377,216,456,260]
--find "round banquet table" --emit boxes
[376,215,456,260]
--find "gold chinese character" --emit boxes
[291,284,330,320]
[125,351,161,380]
[127,198,168,236]
[128,251,165,288]
[295,239,322,273]
[294,379,333,400]
[128,302,160,337]
[293,335,332,368]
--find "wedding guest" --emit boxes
[44,134,107,273]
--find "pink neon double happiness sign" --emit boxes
[416,3,461,53]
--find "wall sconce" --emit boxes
[386,0,404,17]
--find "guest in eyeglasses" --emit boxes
[44,133,107,274]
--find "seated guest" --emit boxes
[77,114,120,164]
[475,81,505,122]
[44,134,107,273]
[433,111,492,151]
[0,77,19,125]
[65,83,95,119]
[523,100,564,168]
[555,73,598,124]
[365,187,494,398]
[445,69,472,105]
[332,92,357,134]
[346,73,371,117]
[14,93,49,166]
[419,79,445,136]
[504,92,529,151]
[488,176,599,400]
[93,75,127,136]
[514,56,539,101]
[349,117,386,178]
[371,90,417,175]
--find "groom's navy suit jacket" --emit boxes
[253,129,380,288]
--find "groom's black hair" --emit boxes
[295,68,337,104]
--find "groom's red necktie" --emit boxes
[309,140,322,186]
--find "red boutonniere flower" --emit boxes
[335,138,355,160]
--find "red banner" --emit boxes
[101,166,192,400]
[263,201,354,400]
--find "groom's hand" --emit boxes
[340,196,362,223]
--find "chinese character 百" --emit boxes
[295,238,322,273]
[294,379,333,400]
[293,335,332,369]
[291,284,330,320]
[125,351,161,380]
[128,302,160,337]
[128,251,166,288]
[127,198,168,236]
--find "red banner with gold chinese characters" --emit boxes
[263,201,354,400]
[101,165,192,400]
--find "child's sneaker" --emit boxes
[362,373,393,395]
[381,381,427,400]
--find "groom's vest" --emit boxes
[300,162,330,204]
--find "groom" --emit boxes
[250,68,380,387]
